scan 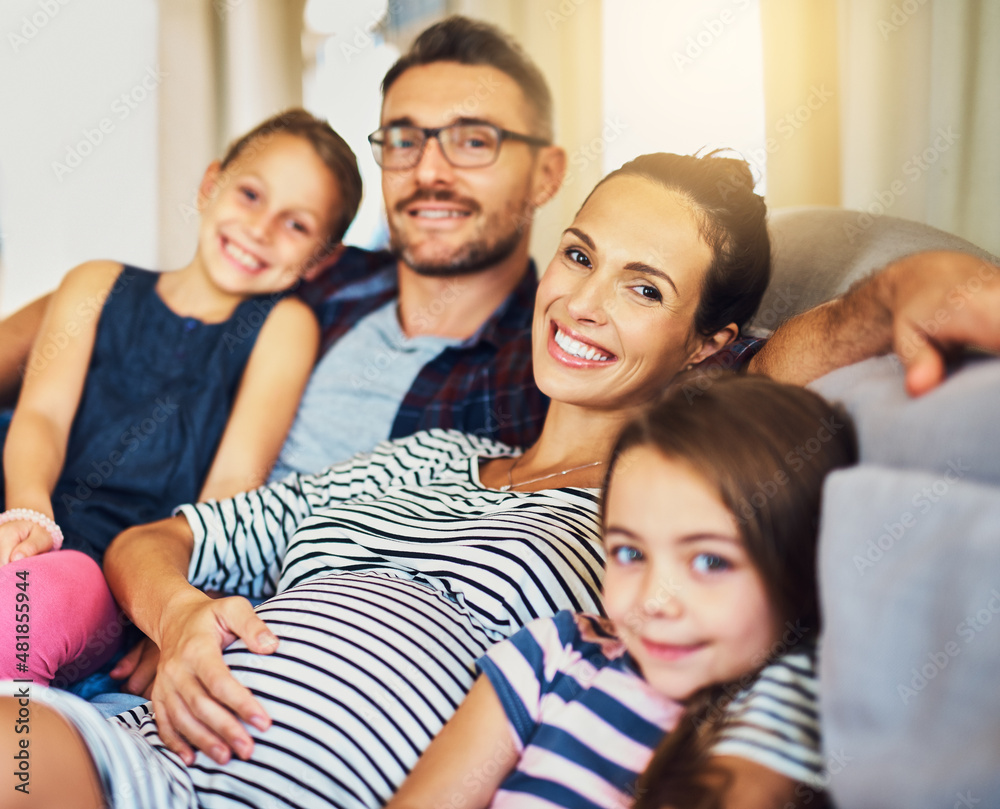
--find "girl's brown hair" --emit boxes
[602,372,856,809]
[220,108,363,246]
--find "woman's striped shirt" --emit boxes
[179,429,606,638]
[19,430,822,809]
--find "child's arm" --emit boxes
[680,757,802,809]
[196,295,319,500]
[0,261,121,563]
[0,293,51,408]
[386,675,519,809]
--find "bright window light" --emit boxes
[304,3,397,249]
[601,0,767,190]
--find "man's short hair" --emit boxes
[381,15,554,141]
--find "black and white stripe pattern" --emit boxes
[714,647,825,787]
[179,573,502,808]
[63,430,605,808]
[23,431,823,806]
[180,429,605,640]
[19,575,500,809]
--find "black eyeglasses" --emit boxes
[368,123,550,170]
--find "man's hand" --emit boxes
[152,593,279,766]
[750,250,1000,393]
[109,636,160,698]
[882,251,1000,395]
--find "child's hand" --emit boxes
[0,521,54,565]
[110,636,160,698]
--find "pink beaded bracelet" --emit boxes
[0,509,64,551]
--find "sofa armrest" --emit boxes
[751,206,999,336]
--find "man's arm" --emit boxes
[749,250,1000,395]
[0,294,51,407]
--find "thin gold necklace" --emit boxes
[499,456,605,492]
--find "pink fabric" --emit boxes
[0,549,124,686]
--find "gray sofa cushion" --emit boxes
[809,354,1000,486]
[753,206,999,336]
[818,466,1000,809]
[762,210,999,806]
[807,356,1000,807]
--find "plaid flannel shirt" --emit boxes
[299,247,549,449]
[297,247,766,450]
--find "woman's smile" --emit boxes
[531,174,719,410]
[549,321,617,364]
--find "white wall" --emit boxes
[0,0,159,315]
[602,0,767,184]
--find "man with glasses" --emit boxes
[268,14,567,479]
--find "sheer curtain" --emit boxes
[759,0,842,209]
[764,0,1000,253]
[913,1,998,254]
[763,0,999,255]
[157,0,306,269]
[157,0,1000,268]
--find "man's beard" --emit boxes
[389,191,531,277]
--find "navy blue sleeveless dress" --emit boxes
[0,266,274,562]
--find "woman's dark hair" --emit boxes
[602,372,856,809]
[381,15,554,141]
[219,108,363,245]
[586,151,770,337]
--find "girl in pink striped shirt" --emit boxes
[388,374,856,809]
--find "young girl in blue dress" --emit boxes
[0,109,362,686]
[387,373,857,809]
